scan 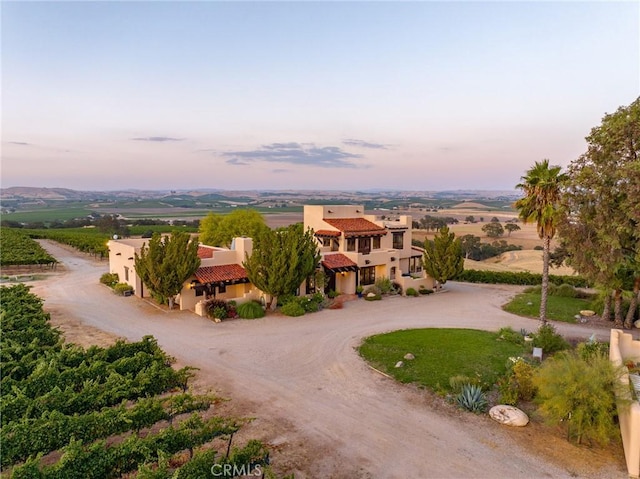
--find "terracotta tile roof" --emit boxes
[197,246,215,259]
[314,229,341,237]
[321,253,358,272]
[323,218,387,237]
[195,264,248,284]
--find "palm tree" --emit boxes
[514,159,568,324]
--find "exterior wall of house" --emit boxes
[183,237,260,314]
[610,329,640,479]
[107,239,148,297]
[181,282,257,313]
[108,237,258,312]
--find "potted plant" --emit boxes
[356,285,364,298]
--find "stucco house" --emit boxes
[303,205,435,295]
[107,236,261,315]
[107,204,435,315]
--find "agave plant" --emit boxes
[455,384,488,413]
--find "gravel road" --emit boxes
[28,241,626,479]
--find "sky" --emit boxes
[1,1,639,192]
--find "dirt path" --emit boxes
[26,241,627,479]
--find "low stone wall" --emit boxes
[610,329,640,479]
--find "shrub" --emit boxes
[555,283,579,298]
[455,384,488,413]
[577,339,609,363]
[456,269,589,287]
[281,301,305,317]
[496,327,525,346]
[497,375,519,406]
[327,290,339,299]
[512,358,537,401]
[363,285,382,296]
[392,282,402,295]
[375,277,394,294]
[406,287,418,297]
[533,349,628,445]
[498,356,537,405]
[449,375,481,393]
[205,299,232,320]
[531,324,570,355]
[287,295,320,312]
[212,306,227,320]
[277,294,295,306]
[113,282,133,295]
[100,272,119,287]
[281,295,324,314]
[237,301,265,319]
[364,292,382,301]
[419,287,434,295]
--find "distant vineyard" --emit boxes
[25,228,110,258]
[0,285,283,478]
[0,228,57,267]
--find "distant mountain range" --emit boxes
[1,186,520,201]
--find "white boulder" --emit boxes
[404,353,415,360]
[394,361,404,368]
[489,405,529,427]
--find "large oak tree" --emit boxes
[559,97,640,327]
[199,209,268,248]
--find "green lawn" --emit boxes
[358,328,525,392]
[502,292,592,323]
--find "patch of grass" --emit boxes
[358,328,525,392]
[503,292,592,323]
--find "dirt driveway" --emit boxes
[27,241,627,479]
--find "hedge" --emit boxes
[456,269,589,288]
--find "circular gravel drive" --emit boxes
[30,241,624,479]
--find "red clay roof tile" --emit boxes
[321,253,358,271]
[323,218,387,237]
[314,229,341,237]
[195,264,247,284]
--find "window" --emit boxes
[390,266,396,280]
[218,283,226,294]
[331,239,339,251]
[360,266,375,285]
[322,237,332,247]
[409,256,423,273]
[358,237,371,254]
[392,232,404,249]
[195,286,204,297]
[373,237,381,249]
[124,266,129,282]
[347,237,356,252]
